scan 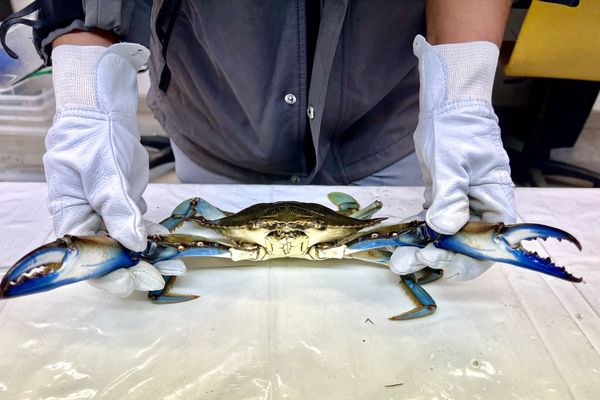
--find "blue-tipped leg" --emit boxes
[148,276,199,303]
[328,192,360,215]
[154,196,231,302]
[390,274,438,320]
[349,200,383,220]
[413,267,444,285]
[143,234,231,303]
[327,191,382,220]
[342,244,440,321]
[160,197,228,231]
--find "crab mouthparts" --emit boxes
[265,231,310,256]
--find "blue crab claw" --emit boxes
[0,236,140,298]
[433,222,583,282]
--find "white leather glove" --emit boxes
[390,35,516,281]
[45,43,185,296]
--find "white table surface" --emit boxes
[0,183,599,399]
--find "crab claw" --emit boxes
[501,223,582,251]
[0,236,140,298]
[433,222,583,282]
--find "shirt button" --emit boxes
[307,105,315,120]
[290,175,301,183]
[284,93,297,104]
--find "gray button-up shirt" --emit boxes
[37,0,426,184]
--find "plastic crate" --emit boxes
[0,133,46,180]
[0,74,54,180]
[0,73,55,124]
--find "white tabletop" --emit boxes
[0,183,599,399]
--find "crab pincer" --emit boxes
[0,235,140,298]
[430,222,583,282]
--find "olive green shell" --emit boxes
[194,201,385,229]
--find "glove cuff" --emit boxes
[51,43,150,113]
[52,45,104,111]
[413,35,499,104]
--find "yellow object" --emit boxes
[504,0,600,81]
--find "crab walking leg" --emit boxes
[149,196,233,303]
[344,249,439,320]
[328,192,361,215]
[147,276,188,303]
[391,275,437,320]
[161,197,229,231]
[143,234,233,303]
[327,191,383,220]
[349,201,383,220]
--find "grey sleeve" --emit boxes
[80,0,152,46]
[35,0,152,64]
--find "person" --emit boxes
[1,0,515,296]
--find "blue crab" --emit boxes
[0,193,582,320]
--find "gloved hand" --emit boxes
[45,43,185,296]
[390,35,516,281]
